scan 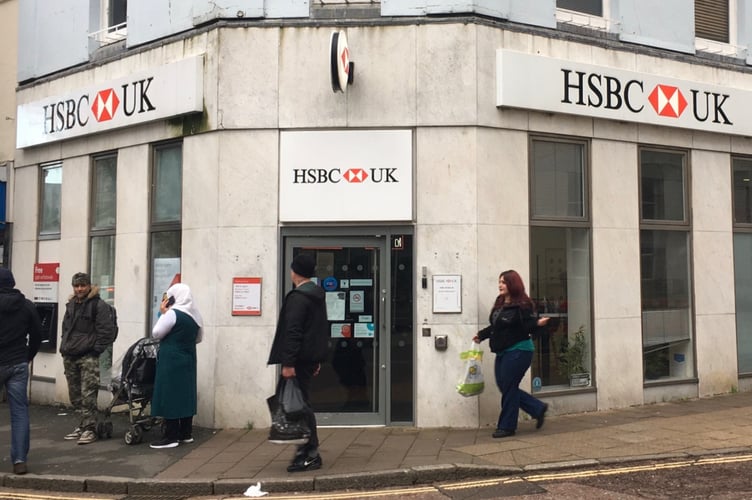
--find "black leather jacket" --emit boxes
[477,303,538,353]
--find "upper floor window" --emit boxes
[109,0,127,27]
[695,0,729,43]
[90,0,127,45]
[557,0,602,16]
[40,163,62,238]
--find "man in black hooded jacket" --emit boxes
[268,253,328,473]
[0,267,42,475]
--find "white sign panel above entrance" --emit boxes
[16,56,204,148]
[280,130,413,222]
[496,50,751,136]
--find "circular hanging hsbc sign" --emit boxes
[330,31,353,92]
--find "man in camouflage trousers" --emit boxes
[60,273,116,445]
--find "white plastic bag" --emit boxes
[456,341,484,396]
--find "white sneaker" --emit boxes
[64,427,82,440]
[77,430,98,445]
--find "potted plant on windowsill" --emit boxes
[558,324,590,387]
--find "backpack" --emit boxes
[97,298,119,343]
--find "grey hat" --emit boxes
[71,272,91,286]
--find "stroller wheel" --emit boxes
[105,422,114,438]
[124,425,143,445]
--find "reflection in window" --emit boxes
[557,0,602,16]
[91,154,117,383]
[733,157,752,373]
[639,148,693,382]
[152,144,182,224]
[529,137,593,391]
[40,163,62,236]
[531,139,585,219]
[149,143,182,329]
[530,227,592,388]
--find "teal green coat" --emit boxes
[151,310,198,419]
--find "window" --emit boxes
[695,0,729,43]
[109,0,127,27]
[529,137,593,391]
[557,0,602,16]
[149,143,182,328]
[40,163,62,237]
[90,153,117,383]
[732,157,752,373]
[639,148,693,382]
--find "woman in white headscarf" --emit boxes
[149,283,204,449]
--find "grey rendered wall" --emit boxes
[616,0,695,54]
[127,0,309,47]
[381,0,557,28]
[17,0,97,82]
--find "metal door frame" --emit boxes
[283,234,389,426]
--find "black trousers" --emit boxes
[164,416,193,441]
[294,362,319,455]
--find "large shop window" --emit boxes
[529,137,593,391]
[639,149,694,382]
[732,157,752,374]
[90,153,117,383]
[40,163,62,238]
[149,143,182,328]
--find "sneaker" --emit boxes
[64,427,82,440]
[180,436,194,444]
[536,403,549,430]
[150,437,179,449]
[77,429,98,445]
[13,462,27,475]
[287,453,322,473]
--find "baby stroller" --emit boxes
[102,337,161,445]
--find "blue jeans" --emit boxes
[0,362,30,464]
[494,349,546,432]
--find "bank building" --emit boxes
[4,0,752,431]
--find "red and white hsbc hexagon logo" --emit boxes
[91,88,121,122]
[561,69,733,125]
[42,78,156,134]
[648,85,687,118]
[293,167,397,184]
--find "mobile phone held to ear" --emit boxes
[166,296,175,307]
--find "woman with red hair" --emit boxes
[473,270,549,438]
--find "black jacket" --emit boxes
[0,287,43,367]
[60,286,116,357]
[477,303,538,353]
[268,281,329,367]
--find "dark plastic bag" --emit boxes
[267,377,311,445]
[280,377,309,417]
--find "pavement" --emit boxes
[2,391,752,497]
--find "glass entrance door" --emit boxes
[285,237,387,425]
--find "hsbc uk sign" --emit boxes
[497,50,748,135]
[280,130,413,222]
[16,56,204,148]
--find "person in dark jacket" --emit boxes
[59,272,116,445]
[0,267,42,475]
[150,283,204,449]
[474,269,550,438]
[268,253,329,472]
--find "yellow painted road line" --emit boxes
[268,485,437,499]
[0,492,109,500]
